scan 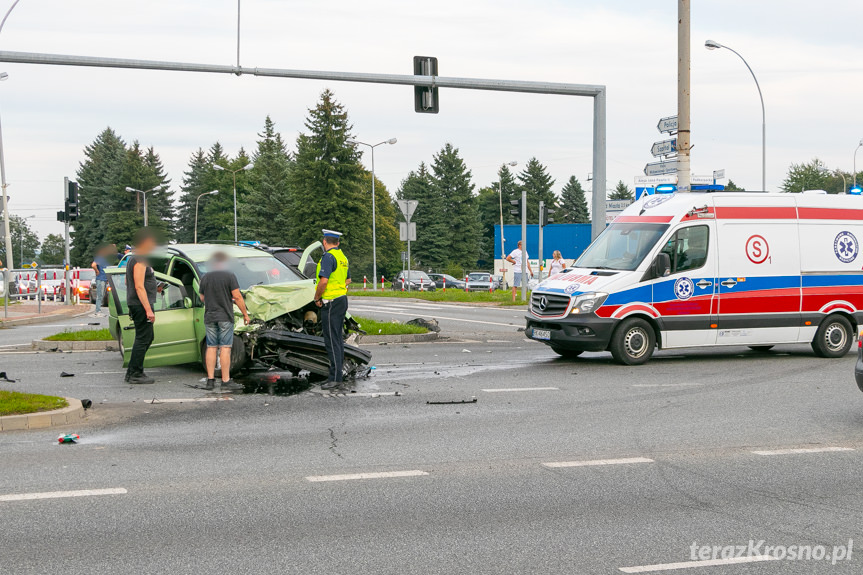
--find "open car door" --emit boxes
[106,269,200,368]
[298,241,323,279]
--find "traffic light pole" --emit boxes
[63,176,71,305]
[538,200,544,283]
[520,189,527,302]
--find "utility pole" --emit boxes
[63,176,71,305]
[538,200,544,283]
[677,0,691,192]
[520,189,527,302]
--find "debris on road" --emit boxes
[0,371,17,382]
[427,398,477,405]
[60,372,75,378]
[407,318,440,332]
[461,349,471,353]
[58,433,79,444]
[81,399,92,409]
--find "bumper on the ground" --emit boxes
[525,313,617,352]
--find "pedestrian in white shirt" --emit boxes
[548,250,568,276]
[505,240,533,302]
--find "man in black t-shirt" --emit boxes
[199,252,250,392]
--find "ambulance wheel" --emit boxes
[609,318,655,365]
[748,345,774,352]
[551,347,583,359]
[811,314,853,358]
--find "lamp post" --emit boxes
[0,0,21,276]
[18,213,33,264]
[706,39,766,192]
[125,185,164,227]
[213,163,253,242]
[497,161,517,288]
[345,137,397,290]
[854,139,863,189]
[194,190,218,243]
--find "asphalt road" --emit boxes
[2,298,862,574]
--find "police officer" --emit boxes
[315,229,350,389]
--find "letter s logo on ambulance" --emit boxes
[674,277,694,300]
[834,231,859,264]
[745,235,769,264]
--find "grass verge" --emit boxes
[348,287,528,306]
[0,390,68,416]
[352,315,429,335]
[44,328,113,341]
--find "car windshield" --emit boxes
[78,269,95,280]
[196,254,304,288]
[468,273,490,281]
[403,271,431,282]
[575,223,669,271]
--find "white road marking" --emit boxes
[485,339,512,343]
[0,487,127,502]
[84,371,128,375]
[343,392,401,398]
[619,555,777,573]
[631,383,702,388]
[543,457,654,468]
[752,446,854,456]
[145,397,235,404]
[305,470,428,482]
[349,308,515,327]
[482,386,559,393]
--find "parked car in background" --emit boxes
[428,273,465,290]
[392,270,437,291]
[466,272,501,291]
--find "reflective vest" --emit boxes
[316,248,349,299]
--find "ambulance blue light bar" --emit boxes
[655,184,677,194]
[850,186,863,196]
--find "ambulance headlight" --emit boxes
[570,292,608,315]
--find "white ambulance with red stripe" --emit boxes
[526,191,863,364]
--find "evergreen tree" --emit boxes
[493,164,521,225]
[288,90,371,271]
[39,233,65,265]
[143,146,175,239]
[175,148,211,243]
[559,176,590,223]
[198,144,254,242]
[476,186,501,259]
[397,163,448,269]
[72,128,129,265]
[517,157,556,221]
[609,180,634,201]
[121,142,174,241]
[430,143,480,269]
[239,116,294,245]
[724,179,745,192]
[363,171,401,278]
[0,215,39,265]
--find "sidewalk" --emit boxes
[0,302,92,327]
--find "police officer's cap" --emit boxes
[322,229,343,239]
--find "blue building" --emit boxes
[494,223,593,262]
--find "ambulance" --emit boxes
[526,191,863,364]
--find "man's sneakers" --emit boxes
[219,379,244,392]
[127,373,155,385]
[204,378,216,390]
[320,380,343,390]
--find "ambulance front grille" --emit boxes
[530,293,571,317]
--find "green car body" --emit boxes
[106,243,319,369]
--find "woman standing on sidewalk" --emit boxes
[548,250,568,277]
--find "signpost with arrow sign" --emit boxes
[651,138,677,157]
[656,115,678,134]
[644,160,677,177]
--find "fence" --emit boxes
[2,268,85,318]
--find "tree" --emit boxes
[608,180,634,201]
[476,186,501,258]
[122,142,174,241]
[175,148,211,243]
[517,157,556,221]
[288,90,372,273]
[430,143,480,269]
[724,180,745,191]
[39,234,66,265]
[781,159,848,195]
[0,215,39,265]
[559,176,590,223]
[397,163,448,270]
[239,116,294,245]
[363,172,402,278]
[195,144,254,242]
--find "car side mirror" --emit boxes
[183,297,192,309]
[653,253,671,278]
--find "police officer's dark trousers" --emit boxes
[321,295,347,382]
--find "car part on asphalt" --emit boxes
[426,398,478,405]
[58,434,79,444]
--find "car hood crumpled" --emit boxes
[236,280,316,330]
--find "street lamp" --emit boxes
[706,39,766,192]
[345,137,397,290]
[854,139,863,189]
[497,161,518,288]
[213,163,253,242]
[194,190,218,243]
[18,213,34,264]
[125,185,164,227]
[0,0,21,277]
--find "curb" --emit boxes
[358,332,439,344]
[0,398,85,431]
[32,339,119,352]
[0,307,92,328]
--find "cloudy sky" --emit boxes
[1,0,862,239]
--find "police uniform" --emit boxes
[316,230,350,383]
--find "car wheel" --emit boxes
[609,317,655,365]
[551,347,583,359]
[748,345,774,352]
[200,337,247,374]
[811,314,853,358]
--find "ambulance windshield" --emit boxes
[575,223,669,271]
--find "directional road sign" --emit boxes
[656,115,678,134]
[644,160,677,176]
[713,168,726,180]
[651,138,677,157]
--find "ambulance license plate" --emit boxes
[532,329,551,341]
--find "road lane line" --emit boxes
[631,383,702,388]
[305,470,428,482]
[0,487,127,502]
[348,308,515,327]
[543,457,654,468]
[145,397,235,403]
[619,555,778,573]
[482,387,559,393]
[752,447,854,456]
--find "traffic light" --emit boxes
[413,56,439,114]
[57,210,66,223]
[540,205,555,227]
[65,180,79,221]
[509,198,522,218]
